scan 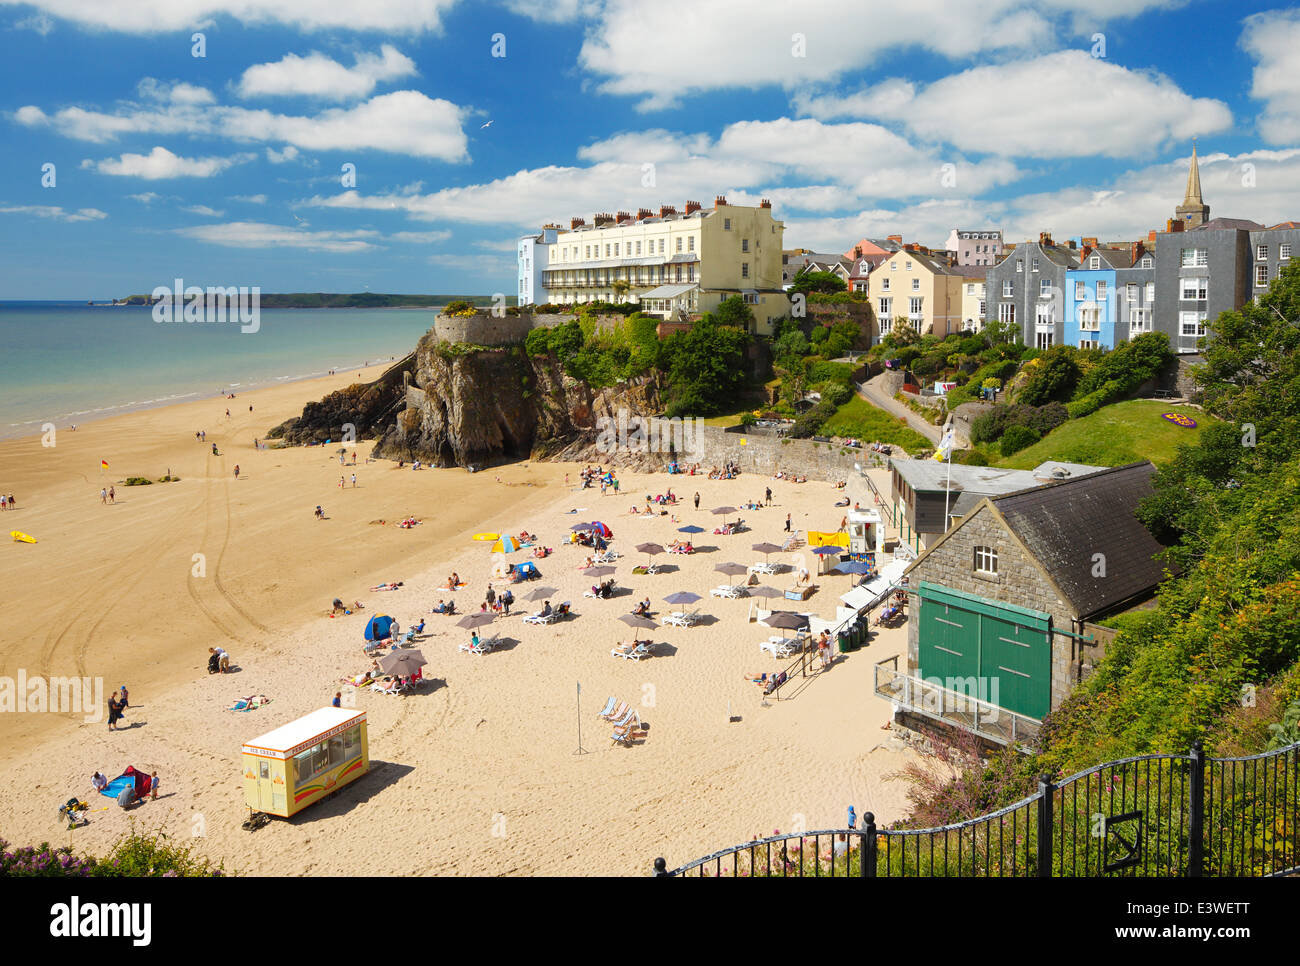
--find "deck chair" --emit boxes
[595,696,618,718]
[616,641,654,661]
[459,637,494,655]
[609,708,638,728]
[600,700,629,722]
[523,610,554,625]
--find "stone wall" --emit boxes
[903,502,1080,713]
[432,312,570,346]
[685,426,888,480]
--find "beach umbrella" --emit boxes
[472,532,500,542]
[457,613,496,629]
[677,524,705,534]
[619,612,659,641]
[663,591,702,606]
[570,522,599,532]
[525,586,558,601]
[834,561,875,575]
[491,535,521,554]
[752,541,783,558]
[584,565,616,578]
[714,561,748,585]
[636,542,665,566]
[749,586,783,600]
[810,545,841,556]
[762,611,810,631]
[711,506,737,525]
[380,649,427,677]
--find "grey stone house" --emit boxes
[984,233,1080,349]
[891,462,1171,742]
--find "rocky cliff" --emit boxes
[268,353,414,445]
[364,329,667,468]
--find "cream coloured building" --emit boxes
[870,247,965,338]
[533,197,789,334]
[954,266,988,332]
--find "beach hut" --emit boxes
[241,708,368,818]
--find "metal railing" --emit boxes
[656,740,1300,877]
[872,655,1042,749]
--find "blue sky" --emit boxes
[3,0,1300,297]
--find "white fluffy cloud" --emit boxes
[0,205,107,222]
[237,45,417,100]
[229,193,268,204]
[796,51,1232,159]
[306,116,1020,229]
[1242,9,1300,145]
[18,91,469,161]
[172,221,383,253]
[181,204,225,216]
[81,146,254,179]
[0,0,456,32]
[532,0,1189,110]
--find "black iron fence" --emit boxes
[654,740,1299,877]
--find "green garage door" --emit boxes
[917,582,1052,720]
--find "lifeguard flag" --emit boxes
[100,460,109,469]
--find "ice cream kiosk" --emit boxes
[847,508,884,572]
[242,708,368,818]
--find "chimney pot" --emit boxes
[713,195,727,208]
[887,234,903,244]
[760,198,771,208]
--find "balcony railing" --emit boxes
[873,655,1042,749]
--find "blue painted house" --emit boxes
[1064,247,1129,350]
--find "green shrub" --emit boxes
[1017,348,1081,405]
[819,381,852,407]
[1000,425,1041,456]
[739,412,757,426]
[954,448,991,466]
[124,477,152,486]
[808,360,855,385]
[524,327,552,356]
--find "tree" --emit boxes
[982,314,1020,346]
[788,270,847,296]
[663,316,751,416]
[713,295,756,331]
[611,279,631,303]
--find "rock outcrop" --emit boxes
[268,354,414,445]
[369,330,667,468]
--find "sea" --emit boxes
[0,301,442,439]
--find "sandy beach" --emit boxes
[0,372,920,875]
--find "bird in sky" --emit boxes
[481,120,494,129]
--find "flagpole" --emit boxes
[943,423,953,534]
[573,680,587,755]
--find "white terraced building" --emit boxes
[519,196,790,335]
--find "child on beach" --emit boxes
[150,772,159,801]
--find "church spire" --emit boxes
[1176,140,1210,229]
[1183,140,1203,207]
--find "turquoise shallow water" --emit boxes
[0,302,439,439]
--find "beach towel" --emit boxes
[101,767,151,800]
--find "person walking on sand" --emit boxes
[150,772,159,801]
[694,492,700,510]
[351,473,357,488]
[765,486,772,506]
[785,513,791,532]
[332,691,342,708]
[107,691,124,731]
[101,487,108,504]
[339,476,345,489]
[109,486,115,504]
[234,465,240,479]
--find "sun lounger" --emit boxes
[523,610,555,625]
[749,562,777,575]
[371,680,402,695]
[612,640,654,661]
[459,638,494,655]
[662,610,700,628]
[710,585,744,599]
[760,637,797,658]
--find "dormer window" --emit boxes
[1089,256,1100,270]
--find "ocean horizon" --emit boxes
[0,301,441,439]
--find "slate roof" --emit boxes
[989,461,1171,620]
[1190,217,1265,232]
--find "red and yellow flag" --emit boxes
[100,460,109,470]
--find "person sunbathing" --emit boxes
[556,602,570,616]
[580,556,594,570]
[632,600,649,616]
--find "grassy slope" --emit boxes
[821,395,932,451]
[993,400,1217,469]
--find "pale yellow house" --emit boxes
[536,197,789,334]
[954,266,988,332]
[870,247,964,338]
